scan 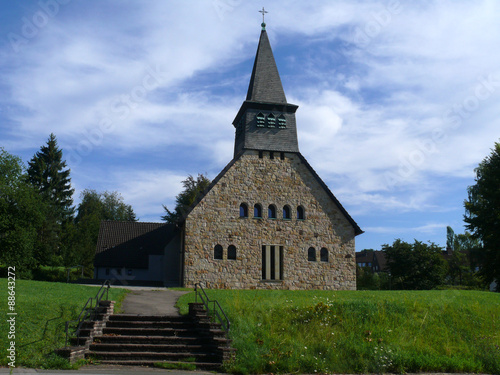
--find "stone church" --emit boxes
[94,23,362,290]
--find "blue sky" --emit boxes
[1,1,500,252]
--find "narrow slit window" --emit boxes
[268,205,277,219]
[254,204,263,218]
[308,247,316,262]
[297,206,305,220]
[240,203,248,218]
[283,205,291,220]
[320,248,328,262]
[228,245,237,260]
[214,244,223,260]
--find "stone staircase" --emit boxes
[84,303,234,370]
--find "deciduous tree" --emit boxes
[383,239,447,290]
[0,148,46,277]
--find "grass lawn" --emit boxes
[0,279,129,369]
[177,289,500,374]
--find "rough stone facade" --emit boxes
[183,150,356,290]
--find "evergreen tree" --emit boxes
[161,174,211,223]
[27,134,75,265]
[27,133,74,221]
[464,142,500,290]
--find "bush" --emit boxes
[32,266,82,282]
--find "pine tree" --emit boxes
[27,133,75,221]
[27,134,75,265]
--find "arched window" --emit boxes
[254,204,262,218]
[267,113,276,127]
[228,245,236,260]
[256,112,265,127]
[214,244,223,260]
[320,248,328,262]
[268,204,276,219]
[297,206,305,220]
[283,205,291,220]
[278,114,286,128]
[240,203,248,218]
[308,247,316,262]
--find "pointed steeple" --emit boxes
[246,29,287,104]
[232,23,299,157]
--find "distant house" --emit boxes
[355,250,386,273]
[94,23,363,290]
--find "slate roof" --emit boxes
[94,221,177,269]
[246,29,287,103]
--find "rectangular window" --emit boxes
[262,245,283,281]
[259,150,263,159]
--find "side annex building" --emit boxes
[94,24,363,290]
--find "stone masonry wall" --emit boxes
[183,150,356,290]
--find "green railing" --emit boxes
[194,283,230,334]
[64,280,111,347]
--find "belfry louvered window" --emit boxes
[278,114,286,128]
[256,113,265,127]
[267,113,276,127]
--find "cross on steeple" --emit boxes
[259,7,268,29]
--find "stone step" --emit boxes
[87,350,220,362]
[102,326,227,337]
[105,320,199,329]
[89,343,217,353]
[91,359,221,370]
[109,314,190,322]
[94,335,216,345]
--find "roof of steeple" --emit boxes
[245,29,287,104]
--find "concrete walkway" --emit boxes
[119,288,190,316]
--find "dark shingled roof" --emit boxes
[246,29,287,103]
[94,221,177,269]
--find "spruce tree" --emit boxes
[27,134,75,265]
[27,133,74,221]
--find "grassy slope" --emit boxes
[177,289,500,374]
[0,279,129,369]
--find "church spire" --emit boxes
[232,18,299,157]
[246,27,287,104]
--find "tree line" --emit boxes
[0,134,136,279]
[358,142,500,291]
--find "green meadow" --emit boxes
[0,279,128,369]
[177,289,500,374]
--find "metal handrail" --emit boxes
[64,280,111,347]
[194,283,230,333]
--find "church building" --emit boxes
[94,22,362,290]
